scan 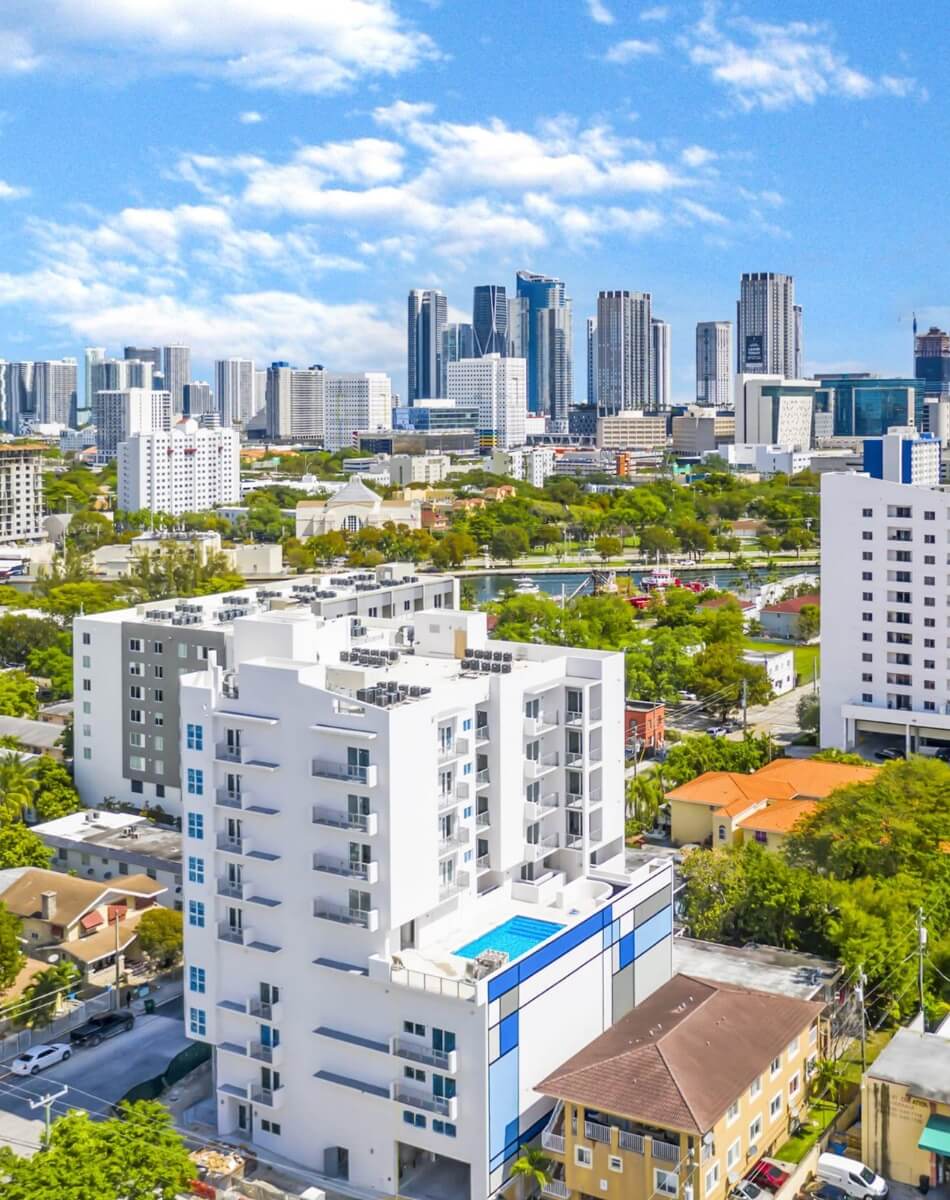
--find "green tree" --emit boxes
[307,531,348,564]
[676,519,715,561]
[15,960,80,1028]
[40,580,125,619]
[689,644,772,719]
[0,901,23,990]
[0,823,52,869]
[661,734,773,788]
[490,526,529,565]
[0,753,38,822]
[796,693,820,735]
[64,509,115,553]
[810,1057,848,1104]
[811,748,868,766]
[594,535,623,563]
[135,907,184,966]
[797,603,820,641]
[0,1101,194,1194]
[0,671,38,718]
[639,525,679,560]
[509,1146,551,1198]
[31,756,83,822]
[27,643,74,699]
[0,614,63,664]
[432,530,478,568]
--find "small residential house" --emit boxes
[759,594,820,641]
[536,974,822,1200]
[625,701,665,754]
[742,649,796,695]
[666,758,876,849]
[697,594,757,629]
[0,866,166,984]
[862,1020,950,1188]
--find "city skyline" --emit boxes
[0,2,941,402]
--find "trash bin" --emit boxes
[144,997,156,1015]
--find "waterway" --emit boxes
[468,562,815,603]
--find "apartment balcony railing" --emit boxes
[392,1083,458,1120]
[217,922,253,946]
[475,768,490,788]
[524,792,559,821]
[565,792,584,809]
[564,710,584,726]
[475,724,490,745]
[585,1120,611,1144]
[213,789,279,816]
[391,1036,457,1073]
[542,1179,570,1198]
[248,997,282,1022]
[248,1040,282,1066]
[524,713,558,736]
[652,1140,680,1162]
[564,751,584,767]
[701,1141,715,1163]
[565,832,584,850]
[215,788,244,811]
[250,1085,284,1110]
[215,741,243,763]
[438,788,463,813]
[589,787,603,805]
[438,827,471,854]
[524,752,559,778]
[619,1130,645,1154]
[541,1131,566,1154]
[525,833,559,862]
[312,805,378,835]
[312,853,379,883]
[217,878,249,901]
[311,758,377,786]
[313,899,379,931]
[217,833,251,856]
[475,853,490,872]
[475,810,491,828]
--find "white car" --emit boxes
[10,1042,71,1076]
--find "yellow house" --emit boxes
[536,974,823,1200]
[666,759,877,851]
[862,1023,950,1188]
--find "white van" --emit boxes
[817,1154,888,1200]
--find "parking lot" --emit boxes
[0,996,188,1154]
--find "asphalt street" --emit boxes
[0,996,188,1155]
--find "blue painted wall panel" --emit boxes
[634,906,672,958]
[618,931,635,970]
[489,1048,520,1165]
[499,1012,519,1056]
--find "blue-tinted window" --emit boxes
[189,966,206,993]
[187,855,204,884]
[186,723,204,751]
[187,768,204,796]
[188,900,205,928]
[189,1007,207,1037]
[187,812,204,839]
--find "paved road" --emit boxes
[0,997,188,1155]
[744,682,814,742]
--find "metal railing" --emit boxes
[216,788,244,810]
[541,1131,565,1154]
[652,1140,680,1162]
[250,1085,282,1107]
[475,768,490,786]
[216,834,248,854]
[542,1179,570,1198]
[312,805,375,833]
[217,878,246,900]
[248,1040,277,1064]
[619,1130,645,1154]
[392,1085,455,1117]
[215,741,242,763]
[311,757,372,784]
[585,1120,611,1144]
[392,1037,453,1071]
[217,922,249,945]
[475,853,490,870]
[312,853,374,879]
[388,962,477,1002]
[313,899,373,927]
[476,810,491,827]
[525,752,559,776]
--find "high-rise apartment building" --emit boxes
[820,472,950,753]
[264,364,325,443]
[695,321,732,407]
[408,289,447,402]
[0,443,44,540]
[650,318,671,412]
[162,344,191,411]
[83,348,106,416]
[322,373,392,452]
[0,362,33,432]
[862,428,940,487]
[182,382,215,417]
[93,388,172,462]
[596,291,651,415]
[472,285,508,358]
[794,303,804,378]
[118,418,240,516]
[176,601,668,1198]
[514,271,573,420]
[914,326,950,398]
[73,567,460,812]
[215,359,255,427]
[586,316,598,407]
[253,369,266,419]
[32,358,78,426]
[440,324,475,397]
[124,346,162,379]
[736,272,797,376]
[447,355,527,449]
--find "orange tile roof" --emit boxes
[666,771,796,808]
[754,758,877,796]
[738,798,818,835]
[666,759,876,812]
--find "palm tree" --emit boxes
[810,1057,847,1106]
[0,752,38,823]
[509,1146,551,1198]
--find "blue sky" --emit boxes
[0,0,944,402]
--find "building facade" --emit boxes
[513,271,573,421]
[736,273,797,377]
[914,326,950,398]
[650,319,671,412]
[472,285,509,358]
[32,359,78,426]
[597,291,651,415]
[596,414,668,452]
[672,409,735,456]
[816,375,925,438]
[447,355,527,450]
[264,364,325,443]
[180,604,652,1198]
[162,344,191,411]
[0,443,44,541]
[93,388,172,462]
[440,324,475,397]
[215,359,256,427]
[696,321,732,408]
[490,447,558,486]
[117,418,241,516]
[863,428,940,486]
[408,289,448,402]
[322,373,392,453]
[735,375,818,450]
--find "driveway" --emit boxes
[0,996,188,1154]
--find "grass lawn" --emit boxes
[743,637,820,683]
[775,1099,837,1164]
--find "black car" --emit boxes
[69,1011,135,1047]
[874,747,903,761]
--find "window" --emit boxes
[862,673,872,682]
[749,1076,762,1100]
[129,732,145,748]
[188,900,205,928]
[83,747,92,760]
[403,1021,425,1037]
[432,1120,456,1138]
[129,638,143,652]
[187,855,204,884]
[770,1055,781,1077]
[862,572,872,581]
[82,632,91,645]
[118,861,129,875]
[129,685,143,700]
[152,641,163,654]
[754,830,768,844]
[462,718,472,731]
[153,689,164,702]
[575,1147,592,1168]
[129,662,144,677]
[187,768,204,796]
[862,552,873,561]
[609,1155,623,1173]
[186,723,204,751]
[769,1093,783,1121]
[748,1116,762,1145]
[862,693,873,703]
[404,1066,425,1082]
[187,812,204,840]
[129,754,145,771]
[862,508,872,517]
[705,1162,720,1193]
[131,779,143,794]
[862,633,872,642]
[189,1007,207,1037]
[862,592,872,602]
[809,1023,818,1045]
[81,655,90,669]
[862,653,873,662]
[788,1073,800,1099]
[727,1139,741,1170]
[862,532,872,540]
[862,613,872,622]
[260,1119,281,1135]
[129,709,143,724]
[189,965,206,993]
[726,1099,739,1125]
[718,825,727,841]
[178,644,188,659]
[654,1169,678,1196]
[153,665,164,679]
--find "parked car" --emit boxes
[707,724,730,737]
[817,1154,888,1200]
[749,1160,791,1192]
[814,1186,849,1200]
[69,1010,135,1048]
[10,1043,71,1076]
[874,747,903,761]
[934,746,950,763]
[733,1181,766,1200]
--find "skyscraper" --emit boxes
[514,270,573,421]
[265,364,326,442]
[793,303,804,378]
[586,316,598,407]
[124,346,162,378]
[93,388,172,462]
[84,348,105,416]
[407,289,447,401]
[322,373,392,452]
[447,354,527,449]
[596,290,651,415]
[215,358,255,426]
[182,381,215,417]
[0,361,34,432]
[736,272,797,376]
[162,344,191,411]
[650,318,671,412]
[696,321,732,407]
[914,325,950,398]
[472,285,508,357]
[440,323,475,396]
[33,358,78,425]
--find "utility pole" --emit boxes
[917,908,927,1024]
[113,911,121,1000]
[742,678,748,734]
[29,1084,67,1144]
[856,967,867,1073]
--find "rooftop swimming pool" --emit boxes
[453,915,564,962]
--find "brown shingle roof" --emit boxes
[761,593,820,614]
[0,868,164,929]
[536,974,823,1134]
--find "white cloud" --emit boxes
[640,5,669,20]
[0,180,29,199]
[676,198,727,225]
[680,144,717,167]
[605,39,660,64]
[684,6,923,110]
[0,0,438,93]
[239,111,263,124]
[586,0,615,25]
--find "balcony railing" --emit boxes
[476,810,491,828]
[524,713,558,736]
[475,724,490,744]
[216,788,244,810]
[217,833,250,855]
[215,741,242,763]
[652,1140,680,1162]
[312,805,378,835]
[438,789,463,812]
[525,833,559,862]
[217,922,251,946]
[525,792,560,820]
[565,792,584,809]
[619,1130,645,1154]
[542,1180,570,1199]
[250,1085,284,1109]
[392,1083,458,1120]
[313,899,379,931]
[217,878,248,900]
[541,1131,565,1154]
[585,1120,611,1144]
[391,1037,457,1073]
[564,710,584,726]
[475,853,490,872]
[525,752,559,778]
[248,1040,282,1065]
[475,768,490,788]
[248,997,281,1021]
[565,832,584,850]
[438,827,471,854]
[564,751,584,767]
[312,853,378,883]
[311,757,377,786]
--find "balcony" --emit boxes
[311,757,377,787]
[392,1082,458,1120]
[391,1036,457,1073]
[524,792,559,820]
[438,788,463,813]
[524,752,559,778]
[312,853,379,883]
[475,723,490,745]
[216,833,251,855]
[525,833,559,862]
[542,1180,569,1199]
[217,921,253,946]
[564,833,584,850]
[248,1040,283,1066]
[312,805,378,836]
[217,995,284,1023]
[438,737,469,761]
[585,1120,611,1144]
[438,871,469,902]
[565,792,584,809]
[652,1140,680,1162]
[475,768,490,788]
[215,789,279,816]
[250,1085,285,1110]
[524,714,557,736]
[564,710,585,726]
[475,810,491,828]
[313,899,379,931]
[541,1130,565,1154]
[564,750,584,768]
[215,741,243,764]
[438,827,470,855]
[214,743,278,771]
[619,1130,645,1154]
[475,853,490,873]
[217,878,249,901]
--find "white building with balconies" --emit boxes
[180,605,674,1199]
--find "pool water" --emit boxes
[454,915,564,961]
